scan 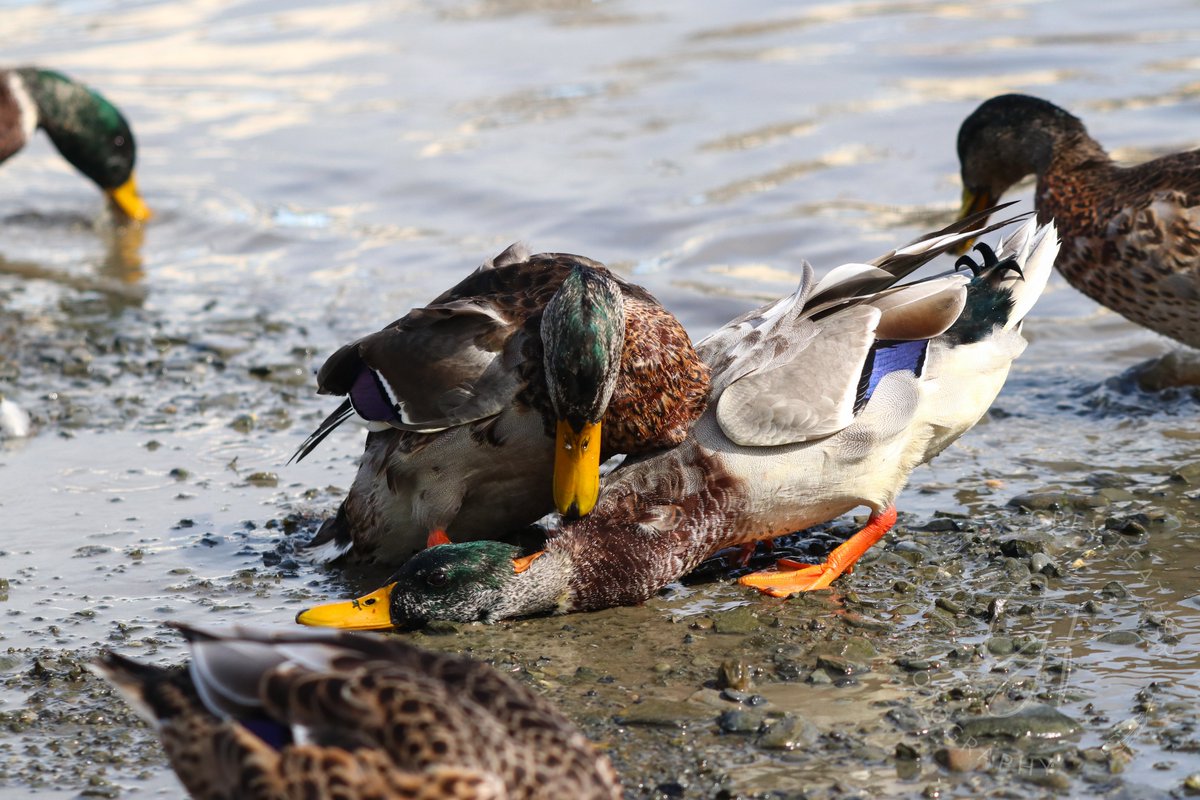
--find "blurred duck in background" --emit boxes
[0,67,150,222]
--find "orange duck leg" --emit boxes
[738,506,897,597]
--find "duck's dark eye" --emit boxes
[114,135,125,148]
[425,569,449,588]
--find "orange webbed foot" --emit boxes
[738,506,897,598]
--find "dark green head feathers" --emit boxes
[385,540,525,626]
[13,68,150,220]
[541,265,628,429]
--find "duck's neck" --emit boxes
[539,439,749,614]
[1040,128,1110,178]
[494,550,574,620]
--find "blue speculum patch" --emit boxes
[860,339,929,405]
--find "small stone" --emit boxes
[987,636,1015,656]
[718,658,752,690]
[1030,553,1059,576]
[245,471,278,488]
[1183,773,1200,794]
[1097,630,1142,646]
[710,606,761,634]
[717,709,766,733]
[956,704,1080,741]
[758,713,819,749]
[998,538,1044,558]
[935,746,989,772]
[1100,581,1129,599]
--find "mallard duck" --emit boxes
[957,93,1199,348]
[0,67,150,221]
[93,624,622,799]
[295,213,1058,628]
[294,243,710,564]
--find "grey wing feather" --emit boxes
[715,305,880,446]
[356,300,523,429]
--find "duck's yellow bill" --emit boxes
[106,173,152,222]
[553,418,602,517]
[954,187,995,254]
[295,584,395,630]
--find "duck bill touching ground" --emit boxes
[291,243,708,565]
[0,68,151,221]
[298,212,1059,629]
[93,624,622,800]
[955,93,1200,348]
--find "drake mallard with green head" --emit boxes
[957,93,1199,348]
[293,243,710,564]
[94,624,622,799]
[297,214,1059,629]
[0,67,150,221]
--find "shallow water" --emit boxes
[3,0,1200,797]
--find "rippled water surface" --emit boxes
[3,0,1200,797]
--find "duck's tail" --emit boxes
[945,219,1058,345]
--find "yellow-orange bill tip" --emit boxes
[295,584,395,630]
[107,174,152,222]
[552,419,602,517]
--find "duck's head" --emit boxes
[956,94,1085,227]
[295,541,560,629]
[541,264,627,518]
[17,68,151,222]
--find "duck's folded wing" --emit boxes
[715,305,881,447]
[714,278,969,447]
[316,299,524,432]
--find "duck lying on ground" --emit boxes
[293,244,710,564]
[296,212,1057,629]
[93,624,622,800]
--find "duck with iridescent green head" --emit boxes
[0,67,150,221]
[292,243,710,565]
[297,213,1059,630]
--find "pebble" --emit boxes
[0,397,31,438]
[615,699,713,727]
[935,746,989,772]
[717,709,766,734]
[757,713,819,749]
[1097,630,1142,646]
[1007,491,1109,512]
[710,606,761,635]
[957,704,1081,741]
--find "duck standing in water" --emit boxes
[0,68,150,221]
[957,93,1199,349]
[297,214,1058,629]
[94,624,622,799]
[293,243,709,564]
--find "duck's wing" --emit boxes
[705,211,1026,448]
[292,247,569,463]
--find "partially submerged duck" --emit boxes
[94,624,622,800]
[0,68,150,221]
[294,243,709,564]
[957,93,1200,349]
[297,213,1058,629]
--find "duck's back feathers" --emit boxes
[94,625,622,800]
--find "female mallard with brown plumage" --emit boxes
[957,93,1200,349]
[0,67,150,221]
[293,243,710,564]
[94,624,622,799]
[295,214,1058,629]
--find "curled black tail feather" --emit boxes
[289,399,354,465]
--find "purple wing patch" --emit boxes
[347,368,400,423]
